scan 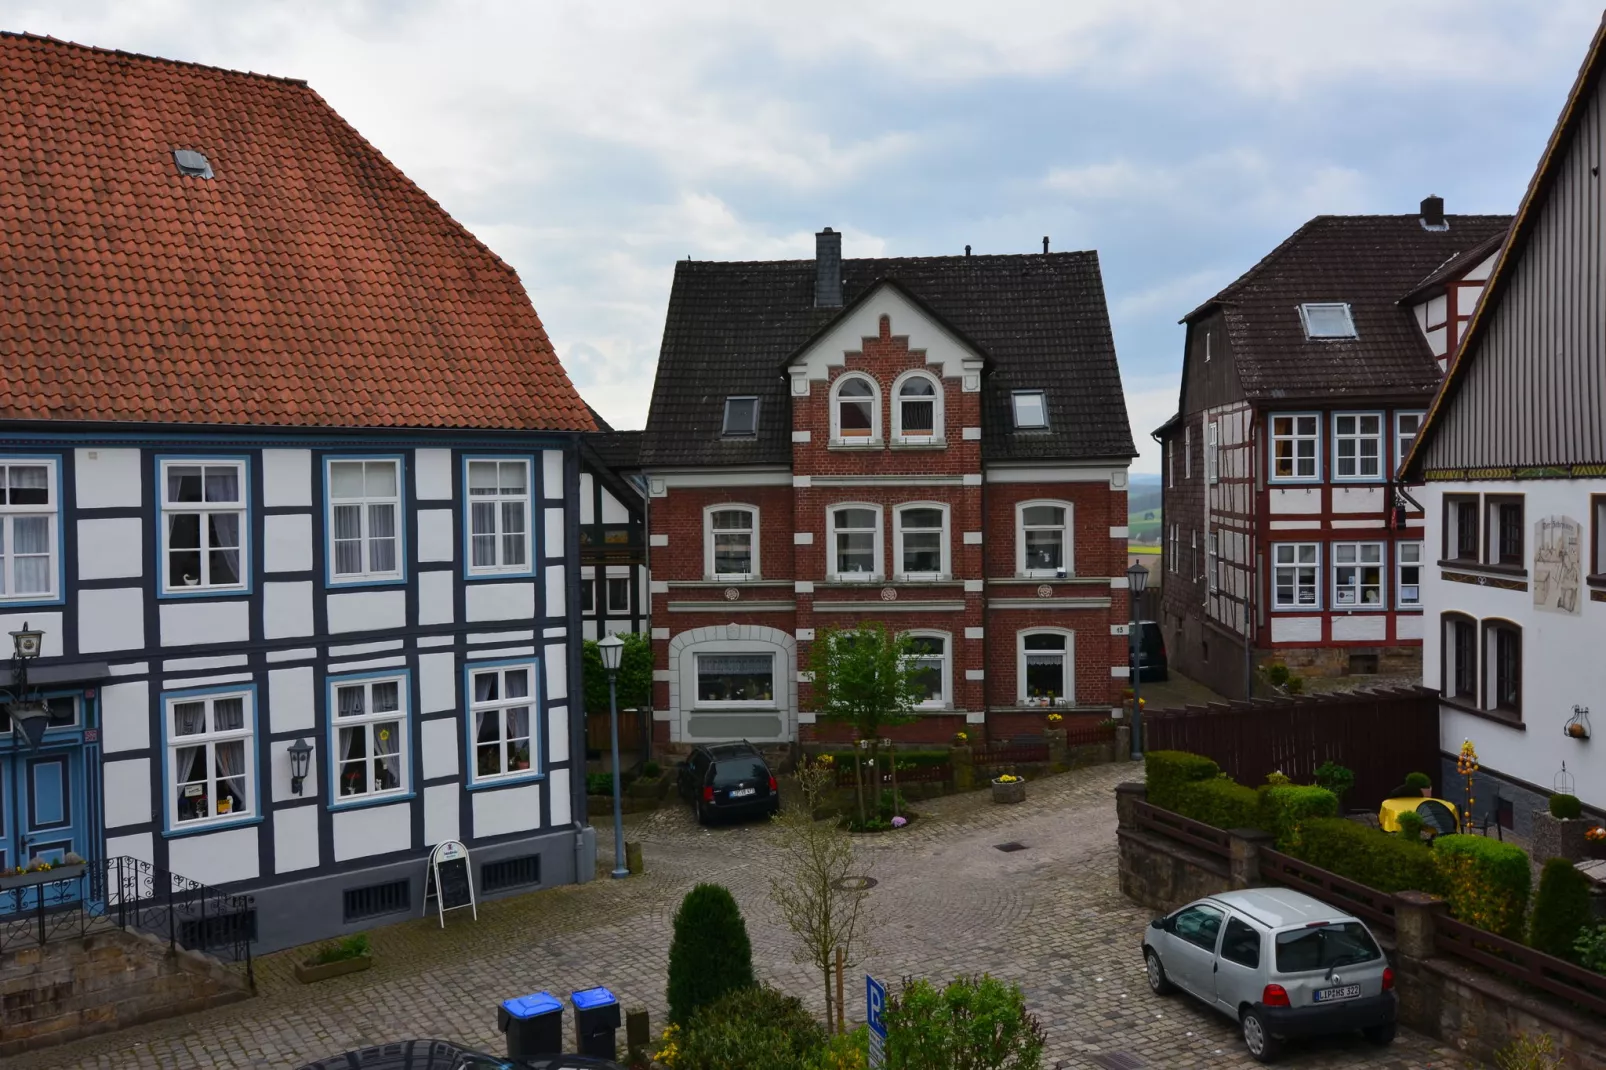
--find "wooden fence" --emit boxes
[1434,913,1606,1018]
[1142,687,1439,809]
[1132,799,1231,858]
[584,708,647,758]
[1258,848,1398,933]
[975,738,1051,768]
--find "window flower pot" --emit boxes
[294,954,373,984]
[1,863,85,891]
[992,777,1026,804]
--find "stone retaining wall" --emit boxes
[0,927,251,1057]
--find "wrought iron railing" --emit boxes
[0,856,254,990]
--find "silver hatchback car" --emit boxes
[1141,888,1396,1063]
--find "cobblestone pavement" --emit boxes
[19,762,1465,1069]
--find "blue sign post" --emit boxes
[866,974,887,1069]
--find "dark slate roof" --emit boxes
[1186,214,1512,403]
[641,253,1134,466]
[1399,229,1507,305]
[589,429,643,471]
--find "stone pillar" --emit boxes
[951,745,975,792]
[1228,829,1274,890]
[1045,727,1068,769]
[1393,890,1447,961]
[1116,781,1147,830]
[1530,811,1589,890]
[625,1006,651,1065]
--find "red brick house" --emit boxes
[639,230,1137,748]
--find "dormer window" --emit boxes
[722,396,758,437]
[1011,391,1048,429]
[892,371,943,442]
[831,374,880,443]
[1299,303,1357,339]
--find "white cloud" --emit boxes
[1120,375,1182,475]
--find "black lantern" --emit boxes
[4,621,49,750]
[288,737,313,796]
[11,623,43,660]
[1126,561,1150,597]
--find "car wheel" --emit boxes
[1362,1023,1396,1046]
[1242,1008,1281,1063]
[1143,950,1174,995]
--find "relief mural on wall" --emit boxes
[1533,516,1581,615]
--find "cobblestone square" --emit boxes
[16,763,1464,1069]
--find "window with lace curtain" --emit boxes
[327,458,402,583]
[161,460,247,594]
[330,674,409,803]
[166,689,255,829]
[466,458,532,575]
[0,459,59,604]
[468,663,539,784]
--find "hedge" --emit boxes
[1174,777,1262,832]
[1145,751,1220,810]
[1529,858,1593,960]
[1292,817,1442,895]
[673,985,827,1070]
[1259,784,1340,849]
[1434,835,1531,940]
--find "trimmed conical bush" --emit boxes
[667,882,754,1025]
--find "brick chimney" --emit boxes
[815,227,842,308]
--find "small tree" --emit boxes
[807,623,922,822]
[768,759,874,1035]
[581,633,653,714]
[667,883,754,1025]
[1529,858,1593,961]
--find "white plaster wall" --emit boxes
[1396,614,1424,641]
[168,825,260,886]
[544,566,565,618]
[332,802,412,861]
[273,805,320,873]
[1267,487,1322,514]
[467,581,536,623]
[1422,479,1606,809]
[1333,486,1385,514]
[270,736,318,801]
[102,758,150,829]
[544,508,565,559]
[600,486,630,524]
[549,768,571,826]
[105,831,154,867]
[473,781,542,837]
[262,449,312,508]
[579,473,595,524]
[77,587,145,653]
[159,602,248,647]
[1330,614,1388,641]
[100,680,150,753]
[789,285,982,382]
[546,702,569,767]
[424,783,460,845]
[264,581,314,639]
[74,449,142,508]
[543,643,566,701]
[421,717,460,779]
[77,517,143,580]
[543,450,564,499]
[417,509,454,562]
[327,589,406,633]
[264,514,314,573]
[419,653,457,714]
[416,449,453,500]
[268,666,316,734]
[1270,616,1323,643]
[418,570,455,625]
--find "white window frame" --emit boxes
[329,673,411,805]
[830,372,881,444]
[1396,541,1423,609]
[1331,541,1386,609]
[1016,499,1073,578]
[1269,414,1320,483]
[466,661,540,785]
[827,503,883,582]
[1332,412,1385,482]
[326,457,403,584]
[693,651,777,709]
[1017,629,1074,706]
[894,502,949,580]
[1299,302,1358,339]
[466,458,533,576]
[1185,425,1192,479]
[891,370,944,443]
[1394,411,1425,475]
[903,631,951,709]
[1167,440,1175,489]
[0,457,60,605]
[606,576,631,613]
[165,688,256,831]
[1272,542,1321,610]
[1010,390,1048,429]
[704,504,759,581]
[1206,421,1219,485]
[1168,524,1179,573]
[1207,532,1219,592]
[159,458,249,594]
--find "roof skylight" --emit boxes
[722,396,758,436]
[173,149,213,179]
[1299,303,1357,339]
[1011,390,1048,429]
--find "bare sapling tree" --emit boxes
[768,757,874,1034]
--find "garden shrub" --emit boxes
[1174,776,1262,831]
[1258,784,1339,849]
[1395,811,1425,842]
[1144,751,1219,810]
[1574,923,1606,973]
[672,985,826,1070]
[667,883,754,1025]
[1313,761,1356,803]
[643,760,662,778]
[1549,793,1583,820]
[1434,835,1531,939]
[1405,772,1432,792]
[1294,818,1441,895]
[883,974,1046,1070]
[1265,663,1290,687]
[1529,858,1593,961]
[806,1026,869,1070]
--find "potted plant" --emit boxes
[1,852,87,890]
[294,932,373,984]
[1406,772,1433,798]
[992,773,1026,804]
[1586,824,1606,860]
[511,746,530,771]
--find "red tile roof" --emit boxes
[0,33,594,432]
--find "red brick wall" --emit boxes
[649,484,794,582]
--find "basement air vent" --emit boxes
[482,855,541,894]
[173,149,214,179]
[343,879,411,922]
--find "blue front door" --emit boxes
[2,745,88,913]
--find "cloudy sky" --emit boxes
[9,2,1602,470]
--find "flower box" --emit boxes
[992,777,1026,805]
[294,954,373,984]
[0,863,85,891]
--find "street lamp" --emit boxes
[1125,563,1149,761]
[287,737,314,796]
[3,623,50,750]
[597,633,630,880]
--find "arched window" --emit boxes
[831,374,880,443]
[892,371,943,442]
[1018,629,1075,706]
[1016,500,1073,577]
[827,503,882,581]
[704,504,759,580]
[894,502,949,579]
[902,631,950,708]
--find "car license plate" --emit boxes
[729,787,756,797]
[1313,984,1361,1003]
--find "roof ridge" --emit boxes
[1,30,309,86]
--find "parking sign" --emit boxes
[866,974,887,1068]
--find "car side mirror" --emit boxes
[1150,918,1165,931]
